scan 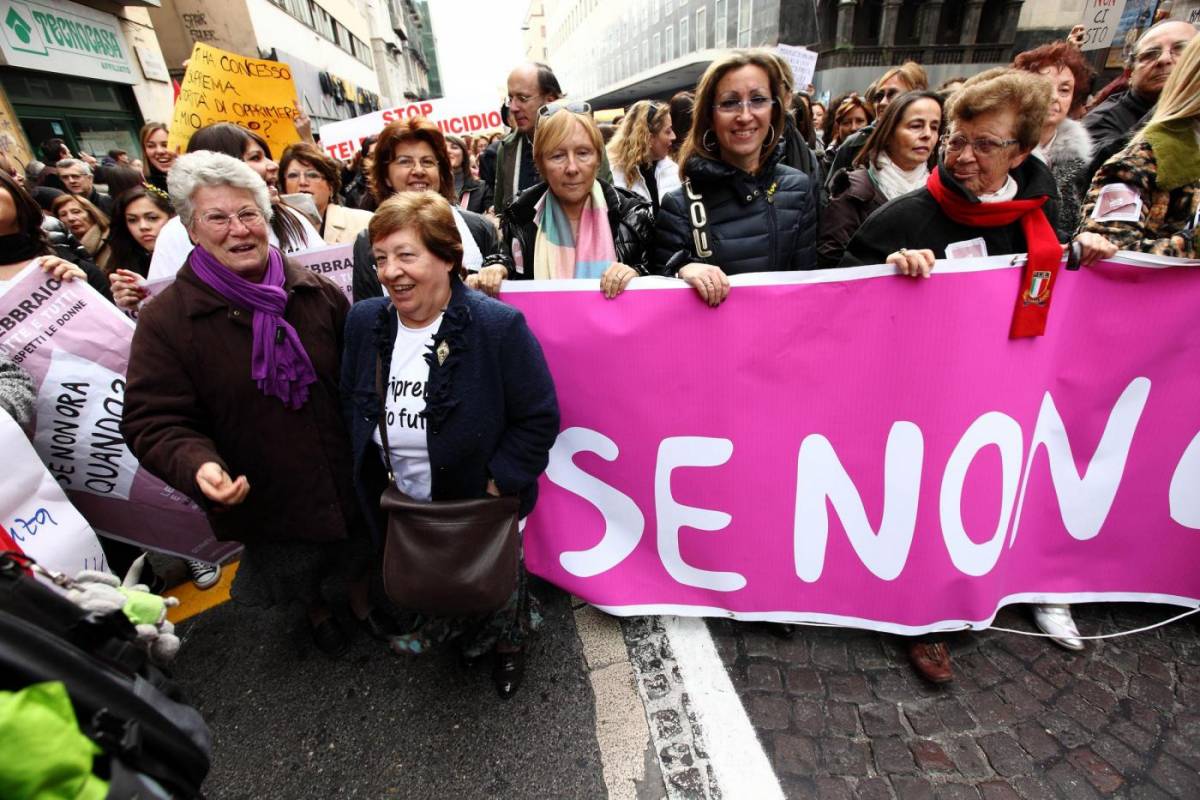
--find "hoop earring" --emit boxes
[761,124,776,149]
[702,129,717,152]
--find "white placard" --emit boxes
[775,44,818,91]
[1080,0,1128,51]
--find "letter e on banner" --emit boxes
[655,437,745,591]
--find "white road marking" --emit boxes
[662,616,785,800]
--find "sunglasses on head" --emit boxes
[538,100,592,118]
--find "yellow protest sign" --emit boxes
[168,42,300,159]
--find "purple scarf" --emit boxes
[189,244,317,409]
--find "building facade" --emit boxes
[411,0,442,97]
[524,0,548,62]
[545,0,1050,108]
[0,0,175,166]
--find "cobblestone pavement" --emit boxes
[707,603,1200,799]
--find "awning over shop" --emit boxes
[583,51,716,109]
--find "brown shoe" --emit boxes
[908,641,953,684]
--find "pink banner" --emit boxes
[0,264,237,564]
[505,256,1200,634]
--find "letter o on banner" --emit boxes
[939,411,1024,577]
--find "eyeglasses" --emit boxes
[539,100,593,118]
[285,169,324,183]
[391,156,439,171]
[714,96,776,115]
[199,208,266,231]
[942,134,1019,156]
[506,92,543,105]
[1133,40,1188,64]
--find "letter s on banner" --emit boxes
[939,412,1023,577]
[546,427,646,577]
[793,421,923,583]
[655,436,745,591]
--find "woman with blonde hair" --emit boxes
[471,104,655,299]
[607,100,681,212]
[1077,35,1200,258]
[52,193,110,270]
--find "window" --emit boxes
[652,0,659,23]
[737,0,752,47]
[695,8,706,48]
[714,0,727,48]
[642,39,649,71]
[653,32,661,65]
[679,17,689,53]
[664,0,673,15]
[665,25,674,60]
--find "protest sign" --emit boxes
[318,96,503,162]
[506,255,1200,634]
[0,408,108,576]
[1079,0,1128,51]
[0,264,237,564]
[168,41,301,159]
[288,242,355,303]
[775,44,818,90]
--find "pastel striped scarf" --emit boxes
[532,182,617,280]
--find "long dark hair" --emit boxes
[854,90,944,169]
[187,123,306,250]
[105,184,174,277]
[0,170,51,258]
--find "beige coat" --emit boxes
[322,203,373,244]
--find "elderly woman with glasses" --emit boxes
[470,102,655,299]
[653,50,819,307]
[838,68,1113,685]
[352,117,498,302]
[122,151,375,657]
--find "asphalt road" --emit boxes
[174,582,608,799]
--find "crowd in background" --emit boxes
[1,17,1199,697]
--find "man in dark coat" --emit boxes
[1081,20,1196,185]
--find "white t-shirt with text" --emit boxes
[371,313,442,502]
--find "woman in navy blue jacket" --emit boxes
[341,190,559,699]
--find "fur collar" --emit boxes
[1045,118,1093,165]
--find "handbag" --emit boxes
[374,354,520,616]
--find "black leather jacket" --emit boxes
[484,180,655,278]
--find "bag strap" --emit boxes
[682,178,713,260]
[374,353,396,484]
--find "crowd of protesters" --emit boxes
[1,17,1198,699]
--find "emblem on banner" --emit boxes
[1022,270,1052,306]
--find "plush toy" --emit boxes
[63,556,181,665]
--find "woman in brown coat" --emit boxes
[121,151,377,656]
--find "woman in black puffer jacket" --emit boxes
[654,50,819,305]
[472,106,654,300]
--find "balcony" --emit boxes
[815,42,1012,69]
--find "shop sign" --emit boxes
[0,0,136,85]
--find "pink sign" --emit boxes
[0,264,238,564]
[505,257,1200,634]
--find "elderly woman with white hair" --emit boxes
[121,151,382,657]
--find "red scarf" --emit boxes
[925,167,1063,338]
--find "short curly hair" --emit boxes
[369,117,454,204]
[368,190,465,279]
[945,68,1051,152]
[1012,41,1095,116]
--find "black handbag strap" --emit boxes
[374,353,396,484]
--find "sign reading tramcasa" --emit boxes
[0,0,136,84]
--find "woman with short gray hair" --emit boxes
[122,151,380,657]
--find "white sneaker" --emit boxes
[1032,604,1084,651]
[187,560,221,590]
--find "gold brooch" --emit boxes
[436,340,450,366]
